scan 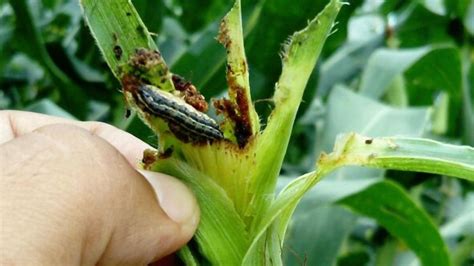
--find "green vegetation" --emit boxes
[1,0,473,265]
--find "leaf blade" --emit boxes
[153,159,249,264]
[338,180,451,266]
[218,0,260,134]
[319,133,474,181]
[80,0,167,82]
[248,0,343,234]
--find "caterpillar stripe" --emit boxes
[136,85,224,141]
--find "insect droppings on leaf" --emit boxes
[172,74,208,112]
[112,33,122,60]
[113,45,123,60]
[142,149,157,168]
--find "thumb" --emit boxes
[96,170,200,265]
[139,170,200,232]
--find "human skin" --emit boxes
[0,111,199,265]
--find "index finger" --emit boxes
[0,110,153,165]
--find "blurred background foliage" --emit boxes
[1,0,473,265]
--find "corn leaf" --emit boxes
[461,47,474,145]
[244,132,473,263]
[153,159,249,265]
[339,180,451,266]
[320,133,474,181]
[80,0,173,95]
[218,0,260,135]
[10,0,87,117]
[247,0,343,233]
[283,205,357,266]
[359,46,433,98]
[80,0,156,71]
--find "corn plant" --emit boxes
[79,0,474,264]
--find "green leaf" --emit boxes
[441,193,474,238]
[217,0,260,137]
[384,75,408,107]
[451,237,474,266]
[0,3,15,51]
[153,159,249,265]
[289,81,428,174]
[270,130,472,264]
[375,240,399,266]
[404,48,463,135]
[175,0,229,33]
[359,46,461,100]
[420,0,447,15]
[318,36,383,97]
[461,47,474,145]
[248,0,344,235]
[25,99,76,119]
[133,0,164,34]
[463,1,474,34]
[168,24,225,92]
[396,4,452,47]
[245,0,328,87]
[9,0,87,117]
[359,46,431,98]
[283,205,357,266]
[444,0,471,19]
[290,176,381,207]
[318,86,429,154]
[320,0,364,55]
[338,180,451,266]
[178,245,199,266]
[243,170,325,264]
[319,133,474,181]
[80,0,159,77]
[431,92,450,134]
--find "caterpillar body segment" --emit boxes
[136,85,224,142]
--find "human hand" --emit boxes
[0,111,199,265]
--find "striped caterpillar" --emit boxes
[136,84,224,142]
